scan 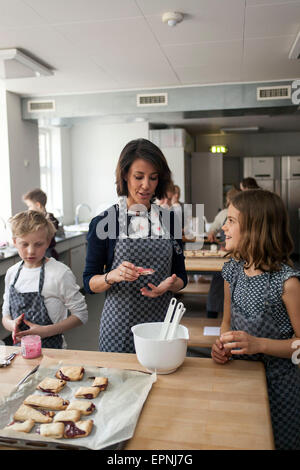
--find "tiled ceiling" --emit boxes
[0,0,299,97]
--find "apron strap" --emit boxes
[12,261,25,287]
[38,258,46,294]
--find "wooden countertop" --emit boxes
[181,317,221,348]
[0,346,274,450]
[185,256,227,272]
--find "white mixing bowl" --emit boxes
[131,322,189,374]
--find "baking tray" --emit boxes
[0,363,156,450]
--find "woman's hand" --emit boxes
[12,313,25,344]
[140,274,178,298]
[220,330,262,355]
[110,261,140,283]
[211,337,232,364]
[14,319,48,341]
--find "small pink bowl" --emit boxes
[21,335,41,359]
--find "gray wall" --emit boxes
[196,132,300,158]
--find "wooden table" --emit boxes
[181,317,221,348]
[185,256,226,272]
[0,346,274,450]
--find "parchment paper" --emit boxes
[0,362,156,450]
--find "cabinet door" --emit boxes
[69,245,86,289]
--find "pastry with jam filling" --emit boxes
[64,419,93,439]
[66,400,95,416]
[37,377,66,393]
[92,376,108,391]
[55,366,84,382]
[5,419,35,433]
[14,404,54,423]
[75,386,100,399]
[24,394,69,410]
[53,410,81,423]
[39,422,64,439]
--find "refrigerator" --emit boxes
[243,156,281,194]
[281,156,300,255]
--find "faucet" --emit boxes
[75,204,92,225]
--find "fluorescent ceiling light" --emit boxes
[289,31,300,59]
[220,126,259,133]
[0,48,53,79]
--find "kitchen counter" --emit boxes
[0,232,86,277]
[0,346,274,450]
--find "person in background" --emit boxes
[240,177,260,191]
[171,185,184,211]
[206,187,241,318]
[207,188,241,243]
[23,188,59,260]
[2,211,88,348]
[155,181,175,209]
[211,189,300,450]
[83,138,187,353]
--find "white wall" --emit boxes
[161,147,186,201]
[70,120,149,217]
[0,89,39,223]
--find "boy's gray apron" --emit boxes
[9,260,63,349]
[230,265,300,450]
[99,236,173,354]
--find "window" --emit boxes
[39,128,53,211]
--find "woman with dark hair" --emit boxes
[83,139,187,353]
[240,177,260,191]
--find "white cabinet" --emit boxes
[69,244,86,289]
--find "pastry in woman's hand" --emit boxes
[5,419,35,433]
[55,366,84,381]
[14,404,54,423]
[64,420,93,439]
[39,422,64,439]
[24,394,69,410]
[66,400,95,416]
[75,386,100,399]
[37,377,66,393]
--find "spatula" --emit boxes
[166,305,186,340]
[159,297,177,340]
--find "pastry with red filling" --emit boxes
[75,386,100,399]
[92,376,108,390]
[37,377,66,393]
[64,419,93,439]
[66,400,95,416]
[14,404,54,423]
[5,419,35,433]
[53,410,81,423]
[55,366,84,381]
[24,394,69,410]
[40,422,64,439]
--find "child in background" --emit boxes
[211,190,300,450]
[23,188,59,259]
[2,211,88,348]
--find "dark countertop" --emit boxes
[0,232,86,263]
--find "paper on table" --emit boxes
[0,363,156,450]
[203,326,220,336]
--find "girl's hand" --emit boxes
[140,274,178,298]
[111,261,140,283]
[14,319,48,341]
[211,337,232,364]
[220,330,262,355]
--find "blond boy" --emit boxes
[2,211,88,348]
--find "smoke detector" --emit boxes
[162,12,184,27]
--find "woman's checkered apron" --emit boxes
[230,264,300,450]
[99,235,174,354]
[9,260,63,349]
